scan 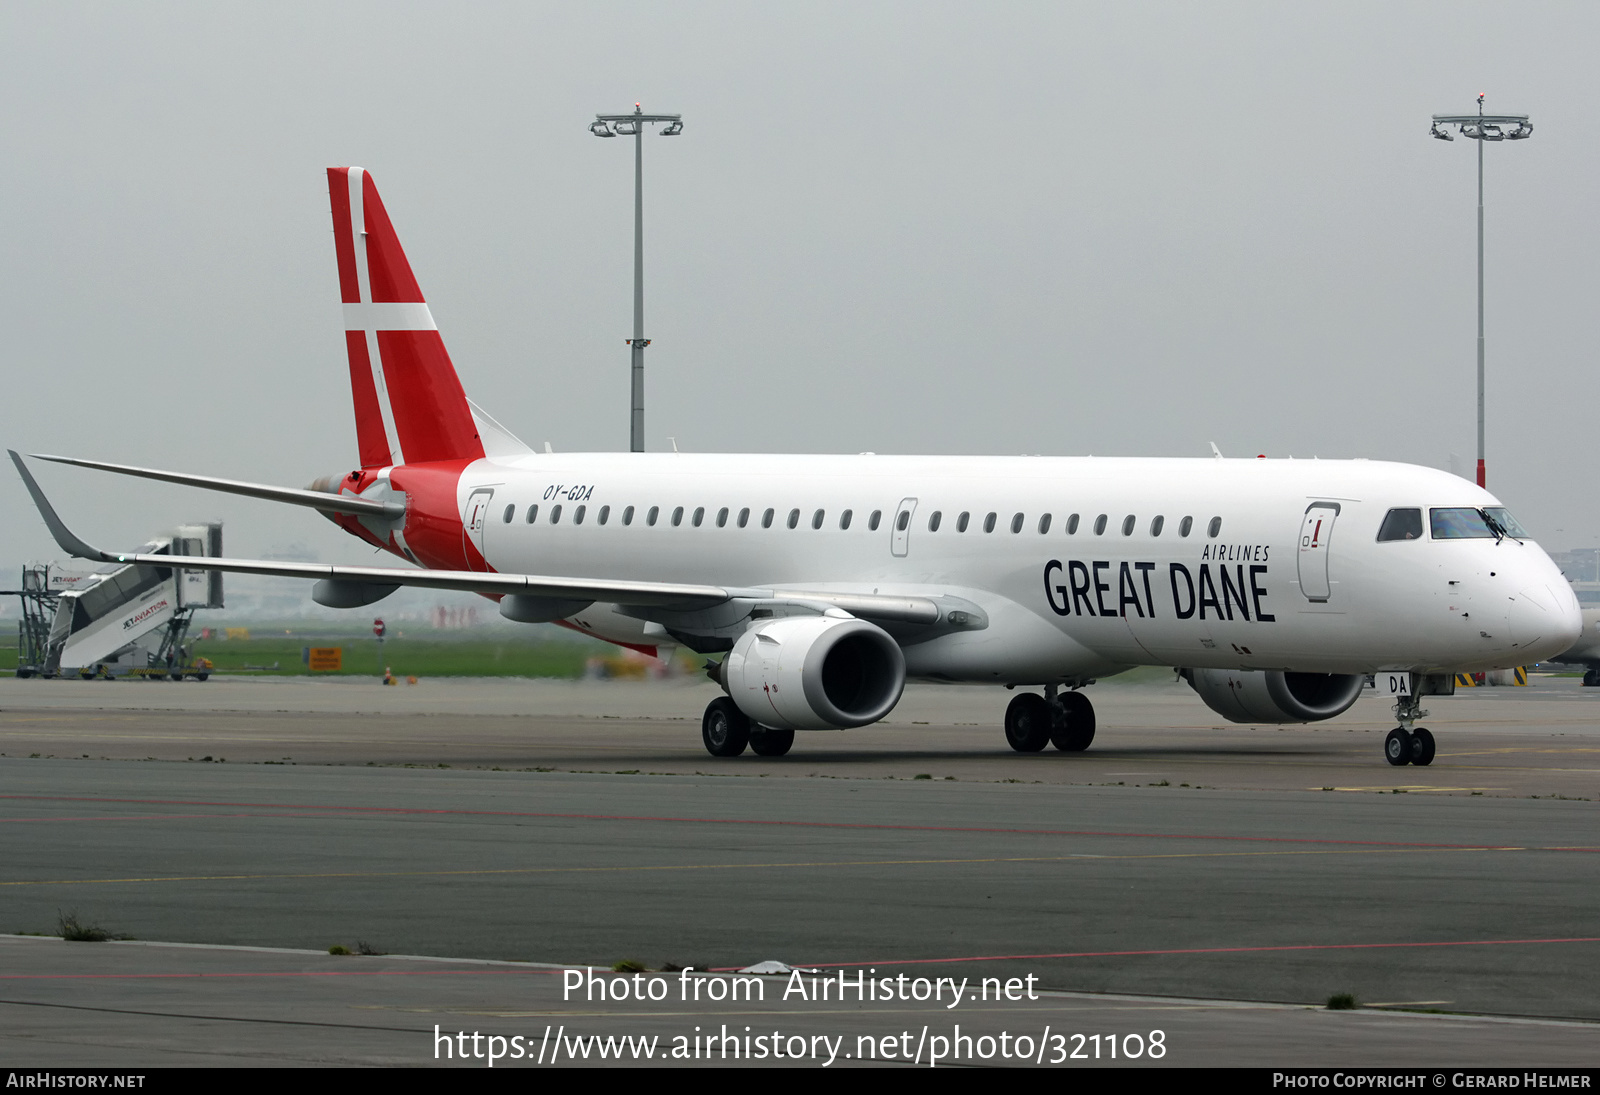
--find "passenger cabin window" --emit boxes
[983,512,997,533]
[526,504,540,524]
[1066,513,1079,534]
[762,508,775,529]
[550,504,563,524]
[1121,515,1135,536]
[869,510,882,531]
[839,509,852,530]
[716,507,729,528]
[574,505,586,525]
[1038,514,1052,534]
[647,506,659,526]
[692,506,704,527]
[1179,516,1193,537]
[957,511,970,533]
[896,510,911,532]
[1150,515,1164,536]
[1093,514,1108,535]
[672,506,685,527]
[598,505,610,525]
[738,507,750,528]
[928,511,942,532]
[502,504,515,524]
[1010,513,1024,534]
[622,505,634,526]
[1207,516,1222,538]
[788,508,801,529]
[1378,508,1423,541]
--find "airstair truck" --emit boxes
[40,523,222,679]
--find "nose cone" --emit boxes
[1506,580,1582,662]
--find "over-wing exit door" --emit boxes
[891,498,917,558]
[1297,502,1341,602]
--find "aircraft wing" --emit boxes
[28,453,402,519]
[9,450,942,622]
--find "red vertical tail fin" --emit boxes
[327,167,485,468]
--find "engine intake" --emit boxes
[724,615,905,731]
[1182,668,1365,724]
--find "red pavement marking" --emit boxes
[0,968,557,981]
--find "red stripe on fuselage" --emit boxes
[386,460,488,573]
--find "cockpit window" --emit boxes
[1430,508,1494,539]
[1483,507,1529,538]
[1377,508,1423,541]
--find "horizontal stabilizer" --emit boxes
[27,454,403,520]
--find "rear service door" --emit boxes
[1297,502,1341,602]
[464,488,495,568]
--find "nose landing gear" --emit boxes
[1384,692,1436,767]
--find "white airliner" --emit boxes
[10,168,1582,767]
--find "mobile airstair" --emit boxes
[5,524,223,679]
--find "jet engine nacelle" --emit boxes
[723,614,906,731]
[1182,668,1365,724]
[312,578,399,608]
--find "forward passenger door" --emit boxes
[1298,502,1340,602]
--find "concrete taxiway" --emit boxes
[1,674,1597,1066]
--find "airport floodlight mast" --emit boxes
[590,104,684,453]
[1430,94,1532,490]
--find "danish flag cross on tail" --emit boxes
[327,168,484,470]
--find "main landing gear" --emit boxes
[1384,692,1435,767]
[1004,686,1095,754]
[700,697,794,758]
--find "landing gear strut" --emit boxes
[1004,686,1095,754]
[1384,692,1435,767]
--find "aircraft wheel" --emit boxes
[1050,691,1096,752]
[702,697,751,757]
[1384,727,1412,767]
[1004,693,1051,753]
[749,726,795,757]
[1409,727,1436,766]
[1584,669,1600,687]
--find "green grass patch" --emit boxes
[58,911,125,942]
[187,631,683,680]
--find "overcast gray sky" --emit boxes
[3,1,1597,574]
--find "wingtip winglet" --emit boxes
[8,449,111,561]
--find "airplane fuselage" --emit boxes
[338,451,1579,685]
